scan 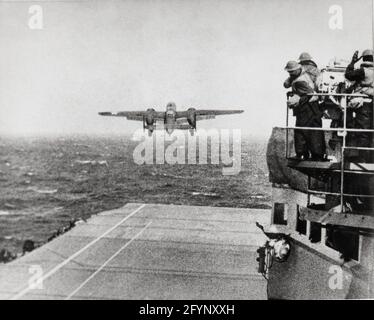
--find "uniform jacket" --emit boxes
[289,71,322,126]
[300,60,320,87]
[345,61,374,96]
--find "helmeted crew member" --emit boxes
[345,49,374,163]
[298,52,321,89]
[284,60,326,160]
[284,52,321,90]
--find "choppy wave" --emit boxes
[0,135,271,257]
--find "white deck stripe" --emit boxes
[10,204,146,300]
[65,221,152,299]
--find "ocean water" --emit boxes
[0,134,271,255]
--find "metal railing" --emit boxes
[283,92,374,213]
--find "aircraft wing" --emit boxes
[177,114,216,122]
[176,109,243,120]
[196,114,216,121]
[195,110,244,116]
[98,111,165,121]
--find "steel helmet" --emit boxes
[362,49,373,57]
[298,52,312,62]
[284,60,301,72]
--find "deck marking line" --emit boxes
[65,221,152,299]
[10,203,146,300]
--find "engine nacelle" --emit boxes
[187,108,196,128]
[145,108,156,126]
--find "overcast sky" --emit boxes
[0,0,372,137]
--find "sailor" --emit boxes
[284,61,326,160]
[284,52,321,90]
[298,52,321,89]
[345,49,374,163]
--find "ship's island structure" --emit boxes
[264,58,374,299]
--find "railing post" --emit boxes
[286,96,289,159]
[340,96,347,213]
